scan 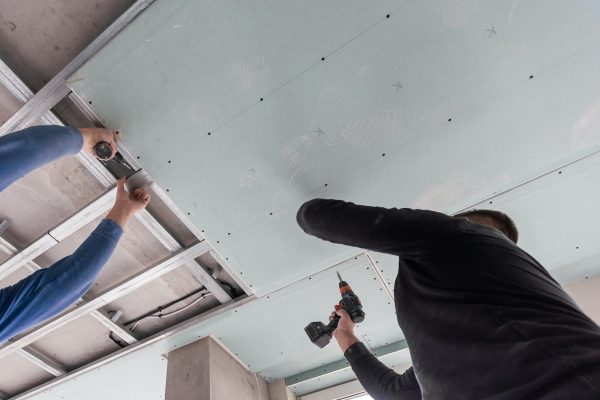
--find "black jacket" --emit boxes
[297,199,600,400]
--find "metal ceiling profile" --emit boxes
[0,0,158,136]
[2,0,600,399]
[0,1,246,394]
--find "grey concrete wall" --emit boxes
[165,336,270,400]
[165,337,211,400]
[209,338,270,400]
[268,379,297,400]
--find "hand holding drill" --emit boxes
[79,127,120,160]
[305,272,365,349]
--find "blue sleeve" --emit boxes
[0,125,83,191]
[0,219,122,343]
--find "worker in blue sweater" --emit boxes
[0,125,150,343]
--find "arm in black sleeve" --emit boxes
[345,342,421,400]
[297,199,463,256]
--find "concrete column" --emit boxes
[165,336,270,400]
[268,379,297,400]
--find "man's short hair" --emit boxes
[454,209,519,243]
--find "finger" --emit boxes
[335,308,350,318]
[329,311,337,321]
[117,177,126,192]
[109,141,118,159]
[133,188,144,198]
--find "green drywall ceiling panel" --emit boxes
[43,0,600,397]
[373,150,600,294]
[70,0,600,295]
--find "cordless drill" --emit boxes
[305,272,365,348]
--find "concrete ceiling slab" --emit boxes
[0,82,21,123]
[29,314,120,369]
[0,0,137,92]
[0,263,37,288]
[0,157,106,247]
[0,352,53,396]
[0,247,10,265]
[34,215,173,296]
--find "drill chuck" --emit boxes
[94,141,113,160]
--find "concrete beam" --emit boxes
[269,379,297,400]
[165,336,269,400]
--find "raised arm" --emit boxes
[297,199,463,256]
[0,125,117,191]
[0,178,150,343]
[333,309,421,400]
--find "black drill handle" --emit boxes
[327,314,341,332]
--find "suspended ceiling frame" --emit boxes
[0,1,250,395]
[0,60,244,397]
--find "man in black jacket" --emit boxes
[297,199,600,399]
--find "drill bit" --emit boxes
[337,271,343,282]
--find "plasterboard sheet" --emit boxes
[468,150,600,285]
[69,0,400,144]
[27,346,168,400]
[290,349,413,397]
[69,0,600,295]
[165,254,401,380]
[373,153,600,289]
[374,149,600,291]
